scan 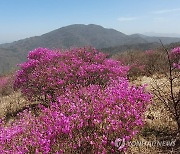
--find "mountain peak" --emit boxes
[1,24,180,74]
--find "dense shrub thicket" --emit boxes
[114,46,180,79]
[0,47,151,153]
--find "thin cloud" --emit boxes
[152,8,180,14]
[153,17,165,21]
[152,17,169,23]
[117,17,138,22]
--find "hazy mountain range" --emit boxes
[143,32,180,38]
[1,24,180,74]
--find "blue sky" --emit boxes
[0,0,180,43]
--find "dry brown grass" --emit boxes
[127,75,180,153]
[0,92,39,122]
[0,92,25,117]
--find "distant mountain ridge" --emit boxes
[1,24,180,74]
[0,24,147,49]
[143,32,180,38]
[130,33,180,44]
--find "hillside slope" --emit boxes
[1,24,180,74]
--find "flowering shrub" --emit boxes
[0,78,150,153]
[0,47,151,153]
[14,47,128,102]
[169,47,180,69]
[0,108,71,153]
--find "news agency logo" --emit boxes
[114,138,126,149]
[114,137,176,149]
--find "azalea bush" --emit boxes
[14,47,128,102]
[0,47,151,153]
[0,79,150,153]
[170,47,180,70]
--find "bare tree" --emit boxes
[151,41,180,137]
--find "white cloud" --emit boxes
[152,8,180,14]
[153,17,167,22]
[117,17,138,22]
